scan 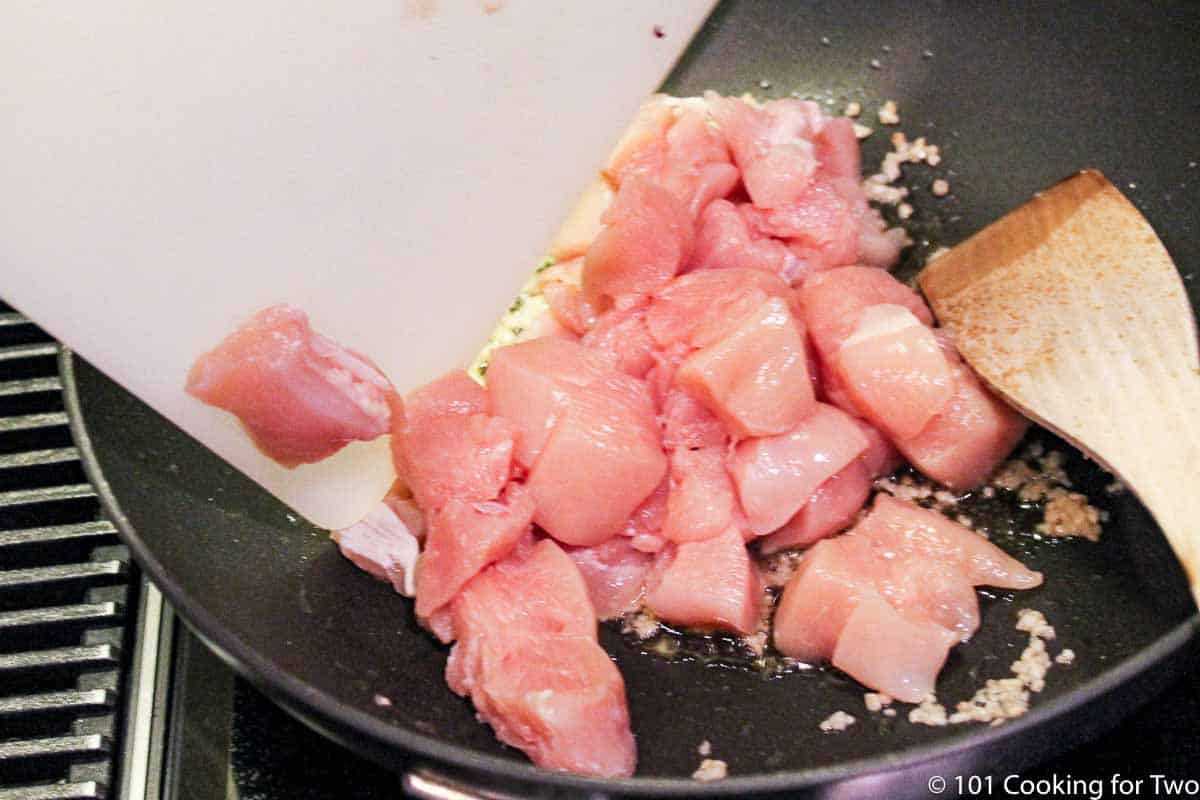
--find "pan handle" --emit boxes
[403,765,599,800]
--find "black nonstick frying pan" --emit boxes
[62,1,1200,797]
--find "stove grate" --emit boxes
[0,305,136,800]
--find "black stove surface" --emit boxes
[165,624,1199,800]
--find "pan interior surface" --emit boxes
[65,0,1199,795]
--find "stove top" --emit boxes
[162,611,1199,800]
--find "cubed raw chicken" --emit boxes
[659,389,728,450]
[895,362,1029,490]
[690,199,803,279]
[662,446,736,543]
[835,304,954,440]
[392,371,515,511]
[186,304,393,467]
[602,98,676,188]
[332,500,420,596]
[772,535,879,662]
[740,178,862,269]
[485,337,615,468]
[660,109,739,217]
[621,477,670,553]
[565,536,654,620]
[674,296,816,438]
[524,368,667,546]
[856,494,1043,590]
[875,558,981,642]
[800,266,934,363]
[645,526,761,635]
[446,539,636,777]
[580,303,658,377]
[707,93,820,208]
[413,484,535,630]
[645,268,798,350]
[758,460,872,554]
[583,176,693,302]
[730,403,869,534]
[830,592,959,703]
[814,116,861,182]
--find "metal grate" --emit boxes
[0,304,135,800]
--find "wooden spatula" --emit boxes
[919,169,1200,609]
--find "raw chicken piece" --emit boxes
[446,540,635,777]
[854,418,903,478]
[875,558,981,642]
[835,304,954,440]
[603,100,738,217]
[895,362,1029,490]
[708,94,820,208]
[332,500,420,596]
[814,116,861,182]
[548,180,614,263]
[856,494,1043,590]
[674,297,816,438]
[800,267,934,363]
[186,304,393,467]
[526,371,667,546]
[830,592,959,703]
[857,206,908,268]
[621,478,670,553]
[469,635,637,777]
[730,403,869,534]
[383,490,426,541]
[660,109,739,216]
[645,527,761,635]
[689,199,802,279]
[645,268,798,350]
[662,446,736,543]
[485,337,614,468]
[448,538,596,659]
[740,178,861,269]
[602,98,676,188]
[565,536,654,620]
[540,257,597,336]
[583,176,693,303]
[413,484,535,630]
[772,535,879,662]
[758,460,872,554]
[393,371,515,512]
[580,304,657,378]
[660,389,728,450]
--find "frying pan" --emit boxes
[60,1,1199,797]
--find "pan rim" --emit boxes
[61,349,1199,796]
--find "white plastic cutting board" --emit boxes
[0,2,714,529]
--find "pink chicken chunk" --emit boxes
[583,176,693,303]
[447,539,636,777]
[896,361,1030,490]
[674,296,816,438]
[413,484,535,631]
[520,361,667,547]
[730,402,869,535]
[835,304,954,441]
[564,536,654,620]
[773,493,1042,699]
[186,304,393,467]
[707,94,820,208]
[645,526,761,635]
[831,592,959,703]
[392,371,515,512]
[661,446,736,543]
